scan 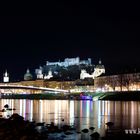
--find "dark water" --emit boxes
[0,99,140,138]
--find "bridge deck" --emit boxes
[0,84,69,93]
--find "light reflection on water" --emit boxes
[1,99,140,136]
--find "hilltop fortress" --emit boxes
[35,57,105,81]
[46,57,92,67]
[1,57,105,83]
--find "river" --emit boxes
[0,99,140,138]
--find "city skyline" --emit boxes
[0,57,103,82]
[0,2,140,79]
[1,3,140,139]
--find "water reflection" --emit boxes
[1,99,140,136]
[70,100,74,125]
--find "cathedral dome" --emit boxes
[95,64,105,69]
[24,69,33,81]
[95,60,105,69]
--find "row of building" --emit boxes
[94,73,140,92]
[4,57,140,92]
[2,69,140,93]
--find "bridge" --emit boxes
[0,84,69,94]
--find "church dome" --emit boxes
[95,60,105,69]
[24,69,33,81]
[95,64,105,69]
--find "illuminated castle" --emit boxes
[46,57,91,67]
[35,57,105,80]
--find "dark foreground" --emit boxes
[0,112,140,140]
[0,114,44,140]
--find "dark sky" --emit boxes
[0,2,140,81]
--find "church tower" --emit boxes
[36,66,44,79]
[3,70,9,83]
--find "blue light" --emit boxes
[81,95,92,100]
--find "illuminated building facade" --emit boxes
[44,70,53,79]
[94,73,140,92]
[35,66,44,79]
[80,60,105,79]
[35,67,53,80]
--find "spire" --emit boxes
[5,70,8,77]
[3,70,9,83]
[99,59,102,65]
[27,68,30,74]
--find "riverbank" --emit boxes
[1,91,140,101]
[98,91,140,101]
[0,93,92,100]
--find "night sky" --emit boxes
[0,2,140,81]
